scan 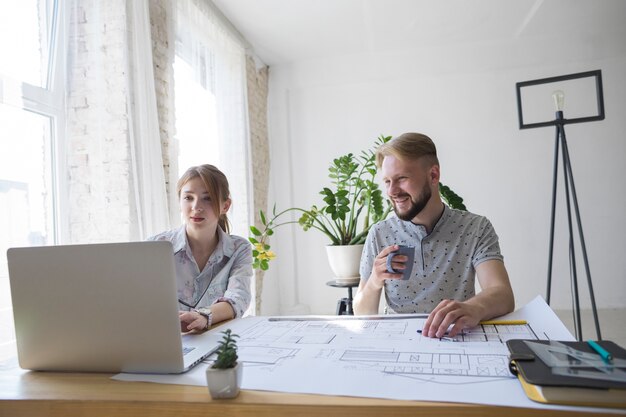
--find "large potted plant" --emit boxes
[205,329,242,399]
[249,135,393,281]
[249,134,467,281]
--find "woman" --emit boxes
[149,164,252,332]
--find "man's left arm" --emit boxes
[422,259,514,338]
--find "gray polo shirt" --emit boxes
[360,205,503,314]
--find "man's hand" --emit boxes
[369,245,407,288]
[178,310,207,333]
[421,299,482,338]
[421,260,514,338]
[354,245,406,315]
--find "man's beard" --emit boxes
[393,181,432,221]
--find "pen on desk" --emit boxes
[416,330,455,342]
[587,339,613,363]
[479,320,527,325]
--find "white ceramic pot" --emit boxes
[206,362,243,399]
[325,244,364,281]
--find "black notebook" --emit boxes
[507,339,626,408]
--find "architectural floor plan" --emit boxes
[236,318,537,381]
[114,296,579,410]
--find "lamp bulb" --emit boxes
[552,90,565,111]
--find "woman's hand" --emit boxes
[178,310,207,333]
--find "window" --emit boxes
[0,1,53,88]
[173,0,251,238]
[0,0,63,361]
[174,49,221,174]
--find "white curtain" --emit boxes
[64,0,169,243]
[126,0,170,239]
[174,0,251,239]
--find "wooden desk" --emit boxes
[0,358,617,417]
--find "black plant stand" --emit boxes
[326,280,359,315]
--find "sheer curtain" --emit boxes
[173,0,251,239]
[126,0,170,239]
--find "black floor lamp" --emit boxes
[515,70,605,342]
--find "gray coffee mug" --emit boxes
[385,245,415,280]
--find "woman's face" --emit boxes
[179,177,227,232]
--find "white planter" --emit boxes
[326,244,364,281]
[205,362,243,399]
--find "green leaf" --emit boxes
[212,329,239,369]
[250,226,262,236]
[439,182,467,211]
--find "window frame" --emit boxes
[0,0,69,244]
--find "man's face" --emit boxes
[381,155,435,222]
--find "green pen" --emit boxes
[587,339,613,363]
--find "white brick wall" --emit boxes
[67,0,133,240]
[149,0,176,217]
[246,56,269,228]
[246,55,270,313]
[66,0,172,243]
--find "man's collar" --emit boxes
[429,204,448,233]
[409,202,446,234]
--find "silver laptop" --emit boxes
[7,241,220,373]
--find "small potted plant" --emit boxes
[205,329,242,399]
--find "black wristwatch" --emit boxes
[194,307,213,330]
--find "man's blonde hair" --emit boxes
[376,132,439,169]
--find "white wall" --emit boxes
[260,31,626,315]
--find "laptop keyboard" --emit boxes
[182,346,195,356]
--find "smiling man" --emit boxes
[353,133,514,338]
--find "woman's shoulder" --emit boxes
[226,233,251,248]
[217,232,252,263]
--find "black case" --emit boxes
[507,339,626,389]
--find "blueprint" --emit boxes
[236,316,534,382]
[114,296,613,412]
